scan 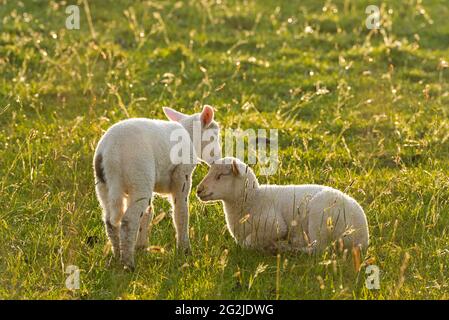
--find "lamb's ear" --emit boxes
[231,159,240,176]
[163,107,187,122]
[200,105,214,127]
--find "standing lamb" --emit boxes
[94,106,221,270]
[197,157,369,253]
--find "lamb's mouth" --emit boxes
[198,192,214,201]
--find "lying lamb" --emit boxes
[94,106,221,270]
[197,157,369,253]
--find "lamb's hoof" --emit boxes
[177,245,191,255]
[120,258,135,272]
[123,264,135,272]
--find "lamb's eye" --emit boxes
[216,174,223,180]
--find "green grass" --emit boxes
[1,0,449,299]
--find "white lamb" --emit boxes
[197,157,369,253]
[94,106,221,270]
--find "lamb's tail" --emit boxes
[94,153,106,184]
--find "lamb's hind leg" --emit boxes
[120,191,152,270]
[96,183,124,258]
[136,202,153,250]
[307,189,349,253]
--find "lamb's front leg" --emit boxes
[170,164,195,253]
[242,212,288,251]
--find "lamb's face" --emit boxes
[197,158,252,202]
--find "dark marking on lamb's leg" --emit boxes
[182,182,185,192]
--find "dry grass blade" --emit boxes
[151,212,166,226]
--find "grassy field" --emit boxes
[1,0,449,299]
